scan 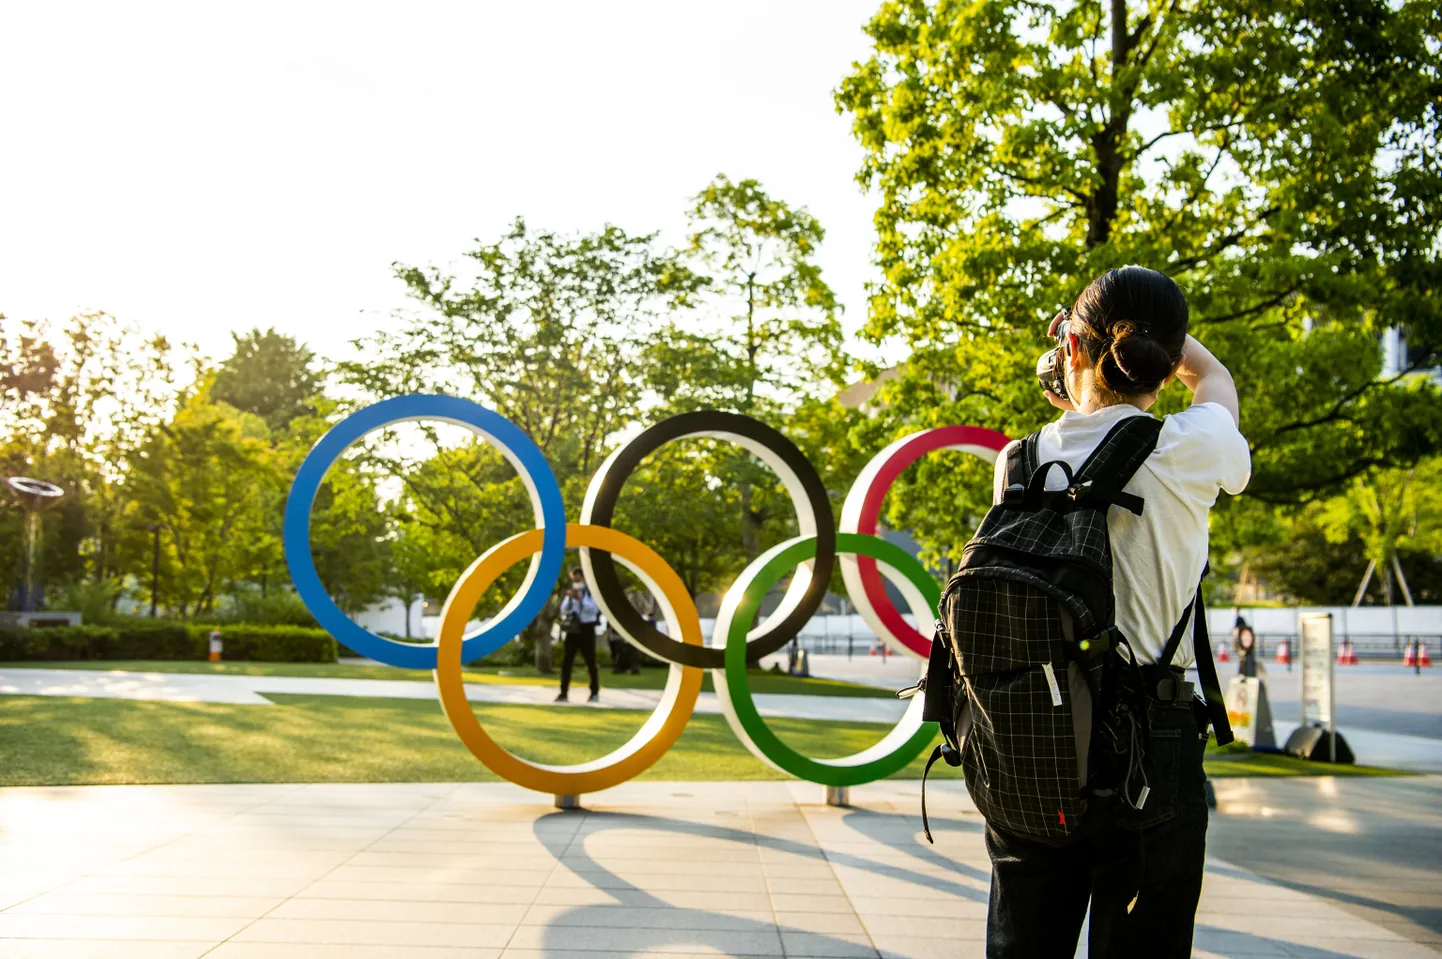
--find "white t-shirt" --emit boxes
[991,402,1251,666]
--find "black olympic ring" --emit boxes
[579,411,836,668]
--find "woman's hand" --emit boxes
[1043,389,1076,412]
[1043,311,1076,410]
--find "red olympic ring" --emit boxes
[839,426,1011,658]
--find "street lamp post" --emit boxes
[6,477,66,611]
[148,524,161,617]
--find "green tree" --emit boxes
[645,176,846,560]
[836,0,1442,563]
[337,220,701,651]
[1315,460,1442,604]
[122,385,284,617]
[212,328,321,430]
[0,312,183,606]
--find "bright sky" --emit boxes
[0,1,888,369]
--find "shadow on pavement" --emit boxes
[526,805,989,956]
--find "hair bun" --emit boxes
[1069,266,1189,400]
[1100,319,1174,395]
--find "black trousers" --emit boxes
[984,697,1209,959]
[559,629,599,696]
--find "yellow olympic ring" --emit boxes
[434,523,704,794]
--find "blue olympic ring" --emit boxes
[283,394,567,669]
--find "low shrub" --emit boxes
[0,623,336,663]
[189,624,336,663]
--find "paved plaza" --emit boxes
[0,776,1438,959]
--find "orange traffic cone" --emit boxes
[1404,641,1417,666]
[1217,643,1230,663]
[1349,640,1360,665]
[1276,639,1290,665]
[1421,642,1433,667]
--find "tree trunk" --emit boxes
[1087,0,1132,249]
[739,270,761,558]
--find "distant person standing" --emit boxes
[556,566,600,703]
[1236,620,1258,678]
[1232,609,1255,676]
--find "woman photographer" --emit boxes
[986,266,1250,957]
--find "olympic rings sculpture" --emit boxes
[284,394,1009,797]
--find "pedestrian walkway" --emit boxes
[1,777,1436,958]
[0,667,911,725]
[777,655,1442,772]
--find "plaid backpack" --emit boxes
[915,416,1232,843]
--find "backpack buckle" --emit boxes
[1002,483,1026,507]
[1066,480,1094,503]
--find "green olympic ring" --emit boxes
[713,532,939,786]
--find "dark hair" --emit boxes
[1069,266,1188,399]
[570,566,584,577]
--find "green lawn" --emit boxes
[1201,741,1400,778]
[0,693,1396,787]
[1,659,893,698]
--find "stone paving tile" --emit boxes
[530,887,773,912]
[326,864,554,885]
[232,917,516,947]
[872,935,987,959]
[499,952,776,959]
[300,879,541,905]
[4,893,283,918]
[521,901,773,930]
[773,910,868,935]
[1,778,1436,958]
[506,923,785,954]
[767,893,860,915]
[0,940,213,958]
[270,897,531,924]
[779,930,878,958]
[58,875,314,898]
[547,870,771,893]
[209,945,501,959]
[858,914,987,940]
[0,913,250,941]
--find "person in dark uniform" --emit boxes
[556,567,600,703]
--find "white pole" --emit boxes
[1392,553,1416,607]
[1351,560,1376,608]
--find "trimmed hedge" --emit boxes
[0,623,336,663]
[188,624,337,663]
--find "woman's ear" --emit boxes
[1066,333,1085,370]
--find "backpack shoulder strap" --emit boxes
[1071,416,1162,515]
[999,432,1040,507]
[1004,432,1039,486]
[1188,582,1234,745]
[1158,595,1196,668]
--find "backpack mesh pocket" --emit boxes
[961,665,1088,841]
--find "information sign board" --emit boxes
[1298,612,1336,762]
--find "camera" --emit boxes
[1036,310,1072,401]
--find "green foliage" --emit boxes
[1247,458,1442,604]
[211,328,321,430]
[644,176,848,563]
[121,385,284,617]
[0,312,185,604]
[0,623,195,661]
[0,622,334,662]
[215,584,318,627]
[836,0,1442,562]
[187,624,337,663]
[647,175,844,414]
[49,577,128,625]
